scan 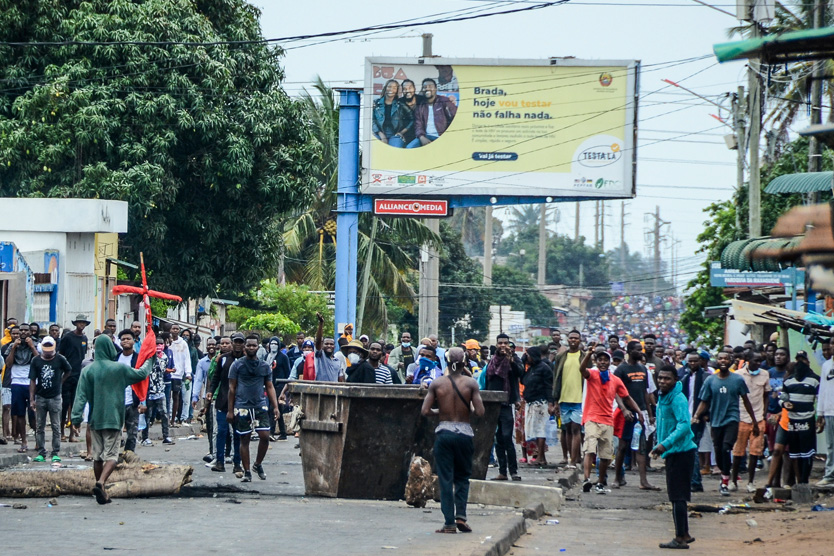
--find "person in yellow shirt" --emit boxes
[549,330,585,468]
[1,318,18,346]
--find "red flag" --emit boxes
[130,328,156,402]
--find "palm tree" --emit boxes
[728,2,834,142]
[283,77,439,337]
[507,204,559,235]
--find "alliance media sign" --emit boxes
[373,199,448,217]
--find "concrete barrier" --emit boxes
[468,479,563,514]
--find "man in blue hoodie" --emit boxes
[652,365,697,550]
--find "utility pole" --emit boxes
[418,33,439,338]
[483,205,493,285]
[594,201,600,246]
[574,202,580,240]
[600,201,605,250]
[748,20,762,237]
[620,201,627,271]
[537,203,547,286]
[645,205,670,294]
[732,86,746,231]
[808,0,824,202]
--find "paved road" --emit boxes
[0,424,520,555]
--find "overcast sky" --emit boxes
[256,0,781,290]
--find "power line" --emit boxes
[0,1,572,48]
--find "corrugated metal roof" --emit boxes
[714,26,834,64]
[720,237,800,272]
[764,172,834,194]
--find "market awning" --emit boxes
[713,26,834,63]
[765,171,834,194]
[730,299,805,326]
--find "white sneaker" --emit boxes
[817,478,834,486]
[141,439,153,447]
[728,482,738,492]
[746,482,757,493]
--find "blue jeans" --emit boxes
[406,135,438,148]
[164,382,172,418]
[691,421,705,488]
[215,409,240,467]
[375,132,405,148]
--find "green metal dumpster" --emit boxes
[288,382,507,500]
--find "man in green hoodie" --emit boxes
[651,366,697,550]
[71,335,151,505]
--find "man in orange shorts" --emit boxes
[731,351,771,492]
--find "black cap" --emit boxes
[612,349,625,360]
[230,332,245,342]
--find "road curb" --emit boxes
[472,503,543,556]
[0,453,30,468]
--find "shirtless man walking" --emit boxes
[421,347,485,534]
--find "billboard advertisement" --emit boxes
[362,57,638,199]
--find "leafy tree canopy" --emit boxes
[228,281,333,339]
[0,0,320,298]
[491,265,556,328]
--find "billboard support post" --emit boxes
[335,89,361,340]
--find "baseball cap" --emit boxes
[230,332,245,342]
[41,336,56,352]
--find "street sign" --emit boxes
[709,262,804,288]
[373,199,449,217]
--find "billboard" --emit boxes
[362,57,639,199]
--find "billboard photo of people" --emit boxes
[370,65,459,149]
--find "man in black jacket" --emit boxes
[681,350,710,492]
[207,333,245,475]
[522,346,554,467]
[485,333,523,481]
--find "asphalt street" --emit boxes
[0,423,521,555]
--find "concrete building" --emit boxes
[0,198,128,329]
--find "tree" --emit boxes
[438,222,491,344]
[447,206,503,256]
[680,138,834,347]
[491,265,556,327]
[499,227,609,296]
[227,281,333,338]
[0,0,320,299]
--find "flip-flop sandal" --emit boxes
[92,483,109,505]
[659,540,689,549]
[16,447,27,453]
[435,526,457,534]
[640,486,661,491]
[455,520,472,533]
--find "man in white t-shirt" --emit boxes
[118,330,141,453]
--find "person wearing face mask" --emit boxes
[141,337,174,446]
[730,351,771,493]
[28,336,72,462]
[387,332,415,384]
[343,340,376,384]
[407,346,443,387]
[264,337,290,441]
